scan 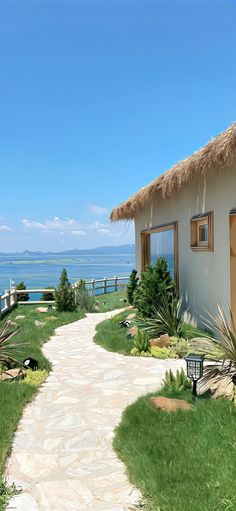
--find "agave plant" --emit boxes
[190,306,236,400]
[0,320,24,366]
[136,293,184,338]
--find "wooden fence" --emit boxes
[0,276,129,316]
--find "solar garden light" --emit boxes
[185,353,204,401]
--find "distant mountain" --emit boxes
[0,244,135,256]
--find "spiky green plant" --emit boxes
[190,306,236,400]
[163,368,191,393]
[133,331,150,353]
[136,293,184,338]
[0,320,25,366]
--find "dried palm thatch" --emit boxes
[110,123,236,222]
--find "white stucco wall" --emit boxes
[135,161,236,326]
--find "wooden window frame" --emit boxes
[141,221,179,288]
[190,212,214,252]
[230,210,236,325]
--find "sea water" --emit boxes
[0,253,136,297]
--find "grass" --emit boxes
[94,310,133,354]
[94,310,206,355]
[95,290,128,312]
[0,304,84,510]
[113,389,236,511]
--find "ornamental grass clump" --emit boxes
[191,305,236,401]
[0,320,25,367]
[136,293,184,338]
[75,279,96,312]
[163,368,192,393]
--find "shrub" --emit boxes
[55,269,76,312]
[41,287,55,301]
[75,280,96,312]
[163,368,192,393]
[150,346,177,359]
[172,338,190,358]
[127,269,139,305]
[133,331,150,353]
[16,282,29,302]
[0,320,25,366]
[23,369,48,387]
[133,257,175,318]
[136,293,184,338]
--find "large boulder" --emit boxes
[150,396,192,412]
[149,334,170,348]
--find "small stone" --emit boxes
[128,326,138,337]
[150,396,192,412]
[15,315,25,320]
[36,307,48,313]
[127,313,136,320]
[45,316,57,321]
[35,320,46,328]
[150,334,170,348]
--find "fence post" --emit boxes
[0,294,2,318]
[91,279,95,295]
[114,276,118,292]
[5,290,10,312]
[12,287,17,306]
[103,278,107,294]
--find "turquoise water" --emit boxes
[0,253,135,296]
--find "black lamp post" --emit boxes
[185,353,204,401]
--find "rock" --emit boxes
[15,315,25,320]
[150,396,192,412]
[36,307,48,313]
[0,368,26,382]
[35,320,46,328]
[128,326,138,337]
[149,334,170,348]
[127,313,136,320]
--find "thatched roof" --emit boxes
[110,123,236,222]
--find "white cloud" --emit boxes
[89,205,108,214]
[71,230,86,236]
[0,225,13,232]
[22,217,78,232]
[89,221,110,230]
[97,228,111,235]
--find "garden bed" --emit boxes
[113,389,236,511]
[94,310,205,357]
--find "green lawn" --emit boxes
[95,290,128,312]
[113,390,236,511]
[94,310,133,354]
[0,305,84,510]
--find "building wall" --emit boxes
[135,162,236,326]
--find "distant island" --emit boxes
[0,244,135,256]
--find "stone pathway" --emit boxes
[6,309,184,511]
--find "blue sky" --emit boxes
[0,0,235,251]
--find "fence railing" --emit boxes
[0,276,129,315]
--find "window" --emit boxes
[141,222,178,285]
[190,212,214,251]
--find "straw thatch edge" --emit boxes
[110,123,236,221]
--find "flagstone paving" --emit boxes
[6,309,184,511]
